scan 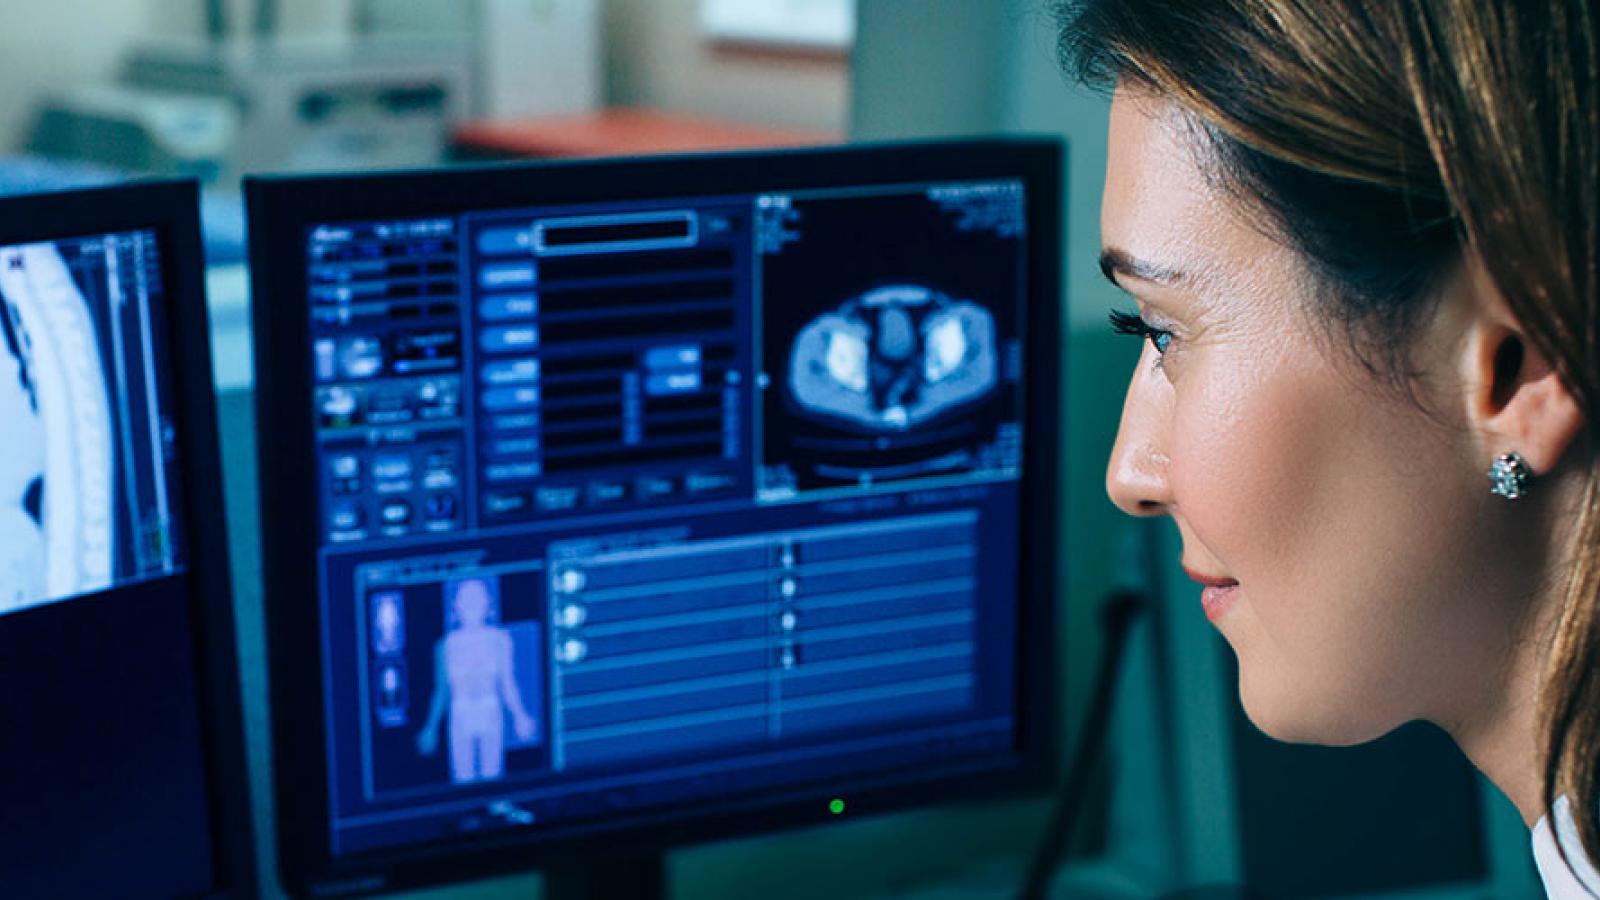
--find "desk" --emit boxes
[452,107,842,159]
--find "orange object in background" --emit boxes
[452,107,842,159]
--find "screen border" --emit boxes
[0,179,258,898]
[246,139,1061,898]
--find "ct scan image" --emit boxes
[757,185,1025,498]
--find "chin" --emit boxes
[1236,663,1400,748]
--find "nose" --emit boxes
[1106,345,1175,517]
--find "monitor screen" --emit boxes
[251,141,1058,892]
[0,183,252,899]
[0,229,186,614]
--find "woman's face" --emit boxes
[1101,90,1532,744]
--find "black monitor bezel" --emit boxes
[0,180,257,898]
[247,139,1061,898]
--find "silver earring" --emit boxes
[1488,452,1535,501]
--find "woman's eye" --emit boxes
[1108,309,1173,354]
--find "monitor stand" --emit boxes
[545,852,666,900]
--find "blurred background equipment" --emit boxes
[27,84,238,183]
[33,36,471,187]
[360,0,602,120]
[698,0,856,52]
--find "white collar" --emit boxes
[1534,796,1600,899]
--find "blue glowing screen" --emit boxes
[305,180,1030,855]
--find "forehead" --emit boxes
[1101,89,1310,307]
[1102,92,1219,265]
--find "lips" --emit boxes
[1183,566,1239,621]
[1182,566,1238,588]
[1198,584,1240,620]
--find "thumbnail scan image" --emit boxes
[788,284,997,432]
[759,189,1023,496]
[0,244,114,615]
[365,571,548,796]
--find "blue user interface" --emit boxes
[306,180,1030,855]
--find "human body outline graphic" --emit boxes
[415,577,538,784]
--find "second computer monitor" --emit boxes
[0,181,253,898]
[248,139,1060,896]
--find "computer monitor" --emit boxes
[247,139,1061,898]
[0,181,255,897]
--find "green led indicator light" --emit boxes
[829,798,846,815]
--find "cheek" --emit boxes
[1169,352,1477,741]
[1168,348,1324,567]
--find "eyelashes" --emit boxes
[1108,309,1173,357]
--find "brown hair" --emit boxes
[1062,0,1600,870]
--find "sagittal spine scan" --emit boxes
[787,284,997,432]
[0,244,114,613]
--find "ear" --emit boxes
[1458,262,1585,478]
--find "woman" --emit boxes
[1064,1,1599,894]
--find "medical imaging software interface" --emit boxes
[306,179,1030,854]
[0,229,186,616]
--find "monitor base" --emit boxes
[545,852,666,900]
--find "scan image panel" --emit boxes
[0,233,184,616]
[757,184,1025,499]
[788,284,998,432]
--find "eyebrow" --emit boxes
[1099,247,1185,287]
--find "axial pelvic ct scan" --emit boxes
[787,284,998,432]
[758,186,1025,498]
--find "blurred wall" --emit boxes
[272,0,355,35]
[602,0,850,132]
